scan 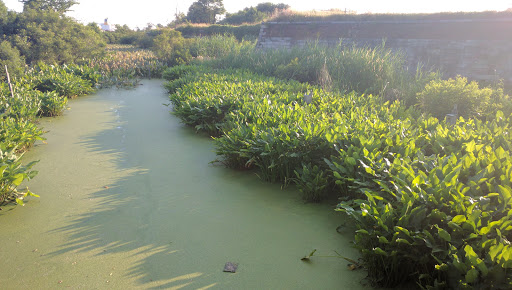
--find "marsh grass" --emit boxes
[200,38,437,102]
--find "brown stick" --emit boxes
[4,65,14,98]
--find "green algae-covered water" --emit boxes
[0,80,368,289]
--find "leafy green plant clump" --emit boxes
[23,63,96,98]
[166,65,512,287]
[417,76,511,120]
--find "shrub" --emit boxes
[0,147,38,206]
[417,76,495,120]
[152,29,194,66]
[38,91,68,117]
[24,63,95,98]
[162,64,201,81]
[0,40,26,82]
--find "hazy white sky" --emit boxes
[3,0,512,29]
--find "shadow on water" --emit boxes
[42,81,218,288]
[4,80,367,289]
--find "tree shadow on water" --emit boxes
[45,119,217,288]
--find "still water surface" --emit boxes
[0,80,368,289]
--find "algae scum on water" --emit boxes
[0,80,366,289]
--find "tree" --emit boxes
[0,40,26,81]
[222,7,266,25]
[7,7,105,64]
[19,0,78,14]
[221,2,290,25]
[186,0,225,24]
[152,29,192,65]
[0,0,7,17]
[255,2,289,14]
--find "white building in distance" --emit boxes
[99,18,116,31]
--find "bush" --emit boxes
[0,146,39,206]
[38,91,68,117]
[6,8,105,65]
[176,24,260,41]
[152,29,194,66]
[24,63,95,98]
[417,76,497,120]
[162,64,201,81]
[0,40,26,82]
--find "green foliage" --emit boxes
[23,63,95,98]
[0,147,38,206]
[292,163,328,202]
[203,38,435,100]
[188,34,255,59]
[166,65,512,288]
[176,24,260,41]
[85,45,166,87]
[37,91,68,117]
[256,2,289,14]
[20,0,78,14]
[162,64,201,81]
[0,40,26,81]
[186,0,226,24]
[221,2,289,25]
[102,24,139,45]
[417,76,509,120]
[5,7,105,65]
[152,29,194,66]
[221,7,266,25]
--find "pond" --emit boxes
[0,80,368,289]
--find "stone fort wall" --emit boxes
[256,20,512,83]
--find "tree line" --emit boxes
[176,1,289,25]
[0,0,104,80]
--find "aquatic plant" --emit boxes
[87,45,167,86]
[166,65,512,288]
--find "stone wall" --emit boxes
[256,20,512,83]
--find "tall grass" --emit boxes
[199,37,437,103]
[269,10,512,23]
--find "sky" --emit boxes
[3,0,512,29]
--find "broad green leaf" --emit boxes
[496,147,506,160]
[452,215,466,224]
[396,238,412,245]
[15,198,24,206]
[373,247,388,256]
[345,157,356,166]
[356,229,369,235]
[465,267,479,284]
[464,245,478,261]
[12,174,25,187]
[26,190,40,198]
[436,226,451,242]
[379,236,389,244]
[465,140,476,153]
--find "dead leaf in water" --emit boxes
[301,249,317,261]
